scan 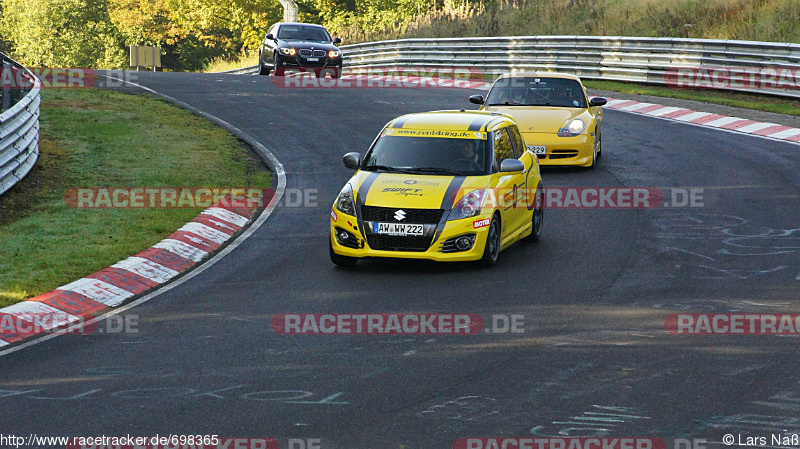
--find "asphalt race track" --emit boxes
[2,72,800,449]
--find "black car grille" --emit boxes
[361,206,443,224]
[366,235,432,252]
[299,49,327,57]
[549,150,579,159]
[361,206,443,252]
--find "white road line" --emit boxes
[619,102,656,112]
[112,257,180,284]
[767,128,800,139]
[645,106,685,117]
[700,116,745,128]
[737,122,781,133]
[60,278,134,306]
[153,239,209,262]
[673,111,713,122]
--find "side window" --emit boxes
[493,128,515,171]
[507,125,525,156]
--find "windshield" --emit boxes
[486,77,588,108]
[363,135,489,176]
[277,25,332,42]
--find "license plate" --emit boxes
[373,222,424,236]
[527,145,546,155]
[307,57,319,61]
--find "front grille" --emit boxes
[361,206,443,224]
[366,235,432,252]
[299,49,327,58]
[550,150,579,159]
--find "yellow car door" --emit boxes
[491,126,528,242]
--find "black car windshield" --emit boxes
[363,136,489,176]
[277,25,332,42]
[486,77,588,108]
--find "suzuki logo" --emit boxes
[394,209,406,221]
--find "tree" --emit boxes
[0,0,126,68]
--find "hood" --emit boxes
[483,106,585,134]
[350,172,490,209]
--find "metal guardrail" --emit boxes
[0,52,41,196]
[229,35,800,99]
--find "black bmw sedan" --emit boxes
[258,22,343,78]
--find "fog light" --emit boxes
[455,236,473,250]
[337,229,350,242]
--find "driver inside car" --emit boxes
[498,86,529,105]
[450,140,482,172]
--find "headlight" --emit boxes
[328,50,340,58]
[280,48,297,56]
[558,118,585,137]
[447,190,488,221]
[335,184,356,216]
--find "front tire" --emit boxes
[588,128,601,169]
[330,241,357,267]
[480,214,501,267]
[272,53,284,77]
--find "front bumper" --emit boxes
[330,209,492,262]
[523,132,594,167]
[276,53,342,69]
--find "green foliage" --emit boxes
[0,0,126,68]
[1,0,797,70]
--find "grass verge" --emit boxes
[583,79,800,116]
[204,53,259,73]
[0,89,272,307]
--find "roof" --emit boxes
[386,110,515,134]
[277,22,327,28]
[496,72,583,82]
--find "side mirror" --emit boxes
[500,159,525,173]
[266,33,275,41]
[343,152,361,170]
[589,97,607,107]
[469,94,485,105]
[333,37,342,45]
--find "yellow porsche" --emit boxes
[470,73,607,168]
[330,110,543,267]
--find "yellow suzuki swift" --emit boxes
[330,110,543,267]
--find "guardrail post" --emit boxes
[1,59,11,113]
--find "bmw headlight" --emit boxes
[558,118,585,137]
[447,190,488,221]
[280,48,297,56]
[335,184,356,216]
[328,50,341,58]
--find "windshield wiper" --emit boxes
[363,165,416,174]
[486,102,527,106]
[408,167,465,175]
